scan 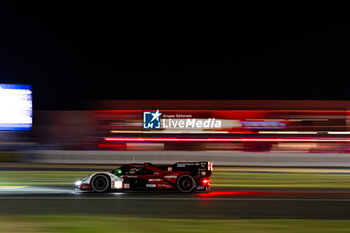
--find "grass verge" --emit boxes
[1,216,350,233]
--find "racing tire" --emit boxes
[91,174,110,193]
[176,175,196,193]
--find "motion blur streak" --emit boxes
[19,100,350,153]
[104,137,350,143]
[197,191,269,198]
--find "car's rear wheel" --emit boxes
[176,175,195,193]
[91,174,110,192]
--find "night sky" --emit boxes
[0,3,349,110]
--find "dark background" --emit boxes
[0,3,349,110]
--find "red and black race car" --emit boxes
[75,161,213,193]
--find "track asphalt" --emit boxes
[1,186,350,219]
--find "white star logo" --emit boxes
[150,109,161,122]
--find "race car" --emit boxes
[75,161,213,193]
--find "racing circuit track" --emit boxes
[2,186,350,219]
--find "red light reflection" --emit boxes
[197,191,279,198]
[104,137,350,143]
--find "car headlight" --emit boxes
[75,180,82,186]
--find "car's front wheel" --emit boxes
[176,175,196,193]
[91,174,110,192]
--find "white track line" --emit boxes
[1,196,350,201]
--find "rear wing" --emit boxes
[170,161,213,178]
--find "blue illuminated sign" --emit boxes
[0,84,32,131]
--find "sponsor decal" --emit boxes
[148,179,162,182]
[157,184,172,188]
[177,162,200,167]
